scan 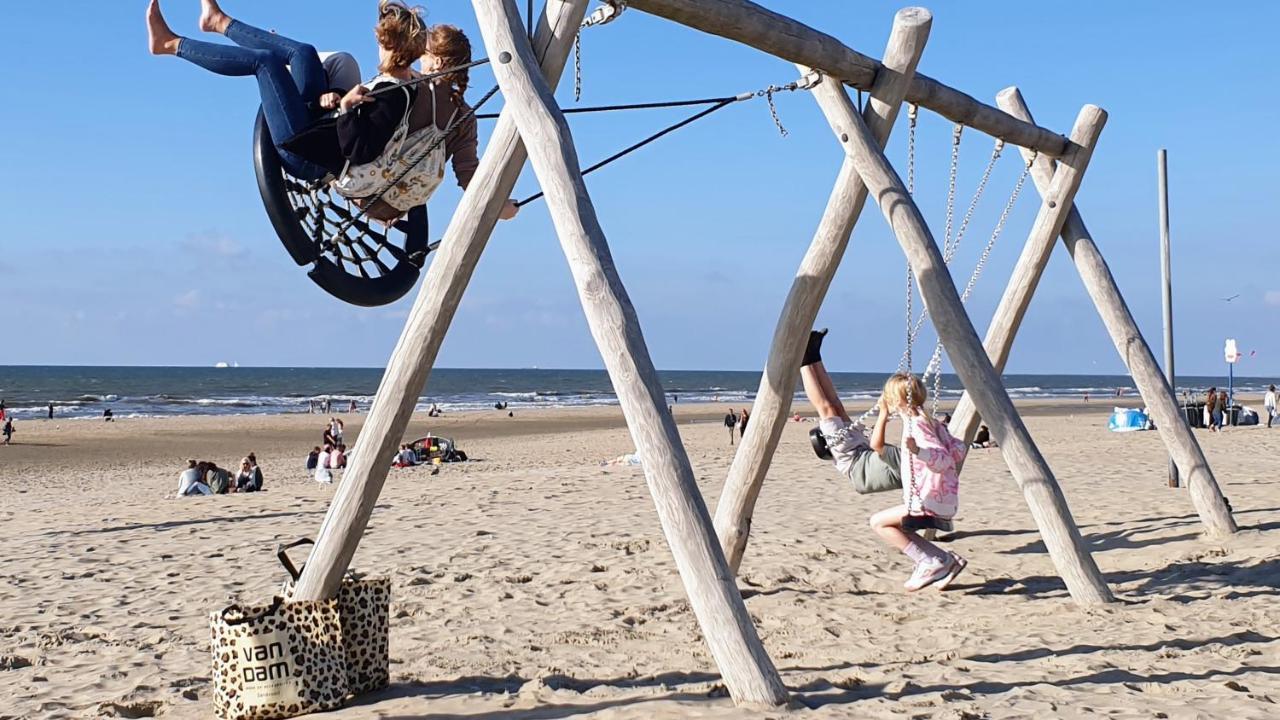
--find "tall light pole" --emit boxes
[1158,149,1178,488]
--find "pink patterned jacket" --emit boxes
[898,415,966,518]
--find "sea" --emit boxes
[0,366,1271,421]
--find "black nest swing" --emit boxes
[252,110,436,307]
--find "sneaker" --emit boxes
[904,555,953,592]
[934,552,968,591]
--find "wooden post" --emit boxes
[948,104,1108,447]
[997,89,1237,537]
[810,77,1115,606]
[471,0,788,706]
[1158,149,1178,488]
[293,0,591,602]
[714,8,932,573]
[624,0,1070,157]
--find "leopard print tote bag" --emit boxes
[278,539,391,696]
[209,596,348,720]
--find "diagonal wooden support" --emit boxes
[293,0,591,602]
[471,0,788,706]
[993,88,1236,537]
[810,75,1115,606]
[949,103,1107,451]
[714,8,932,574]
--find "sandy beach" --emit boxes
[1,399,1277,719]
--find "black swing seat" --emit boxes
[902,514,954,533]
[252,110,433,307]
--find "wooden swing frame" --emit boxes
[287,1,1237,708]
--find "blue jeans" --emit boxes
[176,20,328,180]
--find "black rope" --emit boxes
[475,94,744,120]
[515,97,738,207]
[363,58,492,100]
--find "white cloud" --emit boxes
[181,232,246,261]
[174,290,202,309]
[1265,290,1280,307]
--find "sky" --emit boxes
[2,1,1277,377]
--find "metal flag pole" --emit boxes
[1158,149,1178,487]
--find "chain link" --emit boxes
[761,85,789,137]
[942,124,962,259]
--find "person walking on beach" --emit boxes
[1264,384,1277,429]
[2,417,13,445]
[47,403,54,420]
[723,408,738,445]
[738,408,750,441]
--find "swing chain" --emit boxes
[575,1,629,102]
[761,85,789,137]
[906,104,918,195]
[942,123,963,258]
[947,140,1004,265]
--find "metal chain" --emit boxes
[575,2,629,102]
[942,124,962,259]
[923,146,1037,413]
[573,31,582,101]
[906,104,918,195]
[948,140,1004,264]
[761,85,789,137]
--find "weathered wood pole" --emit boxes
[624,0,1069,157]
[948,103,1107,448]
[997,89,1237,537]
[714,8,932,573]
[810,77,1115,606]
[293,0,591,601]
[470,0,788,706]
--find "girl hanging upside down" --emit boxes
[870,372,968,592]
[146,0,518,222]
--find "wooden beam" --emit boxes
[292,0,591,602]
[949,103,1107,448]
[470,0,789,706]
[810,76,1115,606]
[995,88,1237,537]
[713,7,932,574]
[624,0,1070,157]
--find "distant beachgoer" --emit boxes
[1265,384,1277,429]
[508,411,514,418]
[245,453,264,491]
[103,408,115,422]
[332,417,345,445]
[428,403,440,417]
[324,398,333,414]
[394,443,418,467]
[673,395,679,404]
[738,408,750,440]
[723,408,738,445]
[315,444,334,483]
[331,443,347,470]
[178,460,212,496]
[1083,392,1089,403]
[323,422,336,447]
[48,403,54,420]
[235,457,259,492]
[205,462,233,494]
[972,425,994,449]
[349,399,358,413]
[2,418,13,445]
[306,446,321,471]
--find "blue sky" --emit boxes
[2,1,1277,377]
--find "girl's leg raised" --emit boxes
[216,13,327,100]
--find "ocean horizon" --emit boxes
[0,365,1270,421]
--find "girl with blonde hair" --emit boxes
[869,372,968,591]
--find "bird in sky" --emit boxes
[1221,294,1241,302]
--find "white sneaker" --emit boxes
[904,555,953,592]
[935,552,968,591]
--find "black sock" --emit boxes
[801,328,829,367]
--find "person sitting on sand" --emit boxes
[235,456,263,492]
[330,443,348,470]
[971,424,995,449]
[394,443,418,467]
[178,460,212,496]
[246,452,264,490]
[801,329,902,495]
[315,444,334,484]
[204,461,234,494]
[306,446,321,472]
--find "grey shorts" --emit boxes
[819,417,902,495]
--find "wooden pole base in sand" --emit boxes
[471,0,788,706]
[810,76,1116,607]
[714,7,932,574]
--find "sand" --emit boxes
[1,400,1277,719]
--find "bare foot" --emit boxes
[199,0,232,34]
[146,0,181,55]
